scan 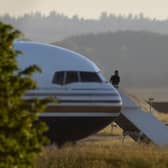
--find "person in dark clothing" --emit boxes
[110,70,120,88]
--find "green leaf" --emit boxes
[0,21,52,167]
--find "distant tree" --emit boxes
[0,22,51,167]
[139,12,144,20]
[50,11,57,18]
[72,14,79,21]
[128,13,133,20]
[100,12,108,20]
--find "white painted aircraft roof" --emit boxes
[14,41,100,86]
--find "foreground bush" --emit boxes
[36,143,168,168]
[0,22,50,167]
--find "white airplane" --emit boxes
[14,41,122,145]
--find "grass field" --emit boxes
[36,139,168,168]
[98,123,122,136]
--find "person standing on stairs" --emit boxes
[110,70,120,88]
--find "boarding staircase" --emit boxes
[116,90,168,146]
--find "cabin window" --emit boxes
[65,71,79,84]
[80,72,101,82]
[52,71,64,85]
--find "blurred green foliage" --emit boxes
[0,22,51,168]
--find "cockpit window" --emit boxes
[52,71,64,85]
[80,72,101,82]
[52,71,102,85]
[65,71,79,84]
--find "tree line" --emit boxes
[1,11,168,42]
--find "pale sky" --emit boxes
[1,0,168,19]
